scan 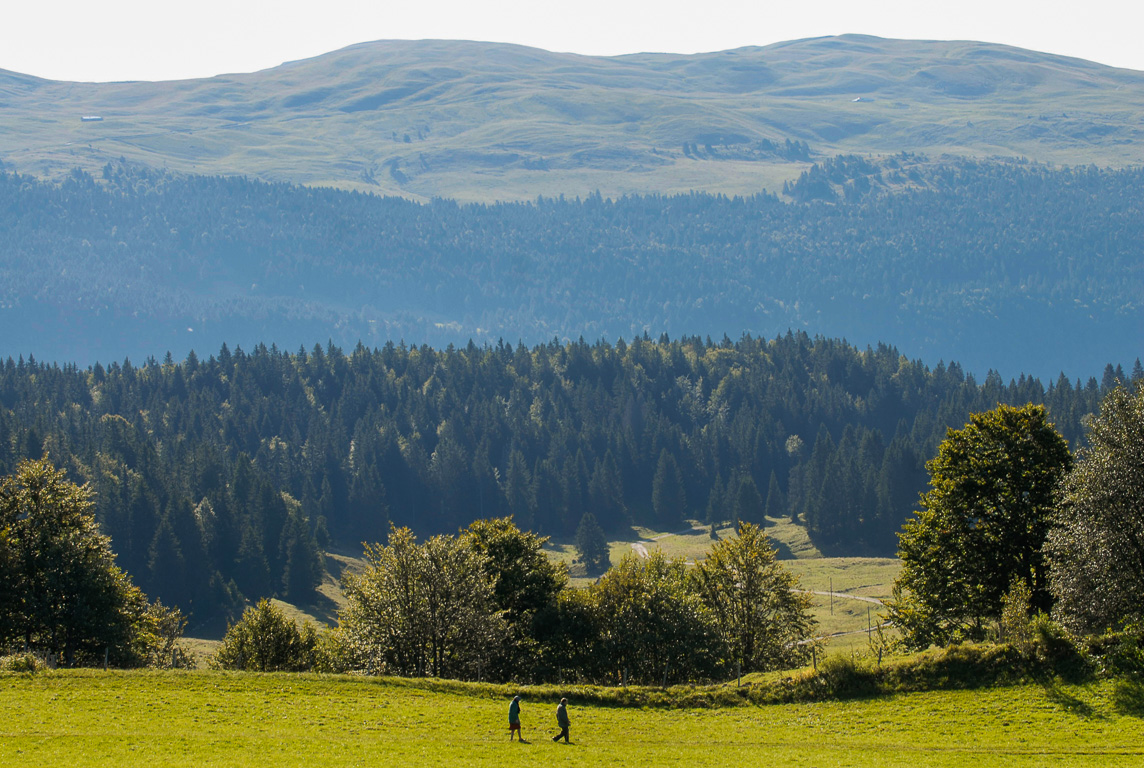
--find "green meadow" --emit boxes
[3,670,1142,767]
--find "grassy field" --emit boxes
[3,669,1142,767]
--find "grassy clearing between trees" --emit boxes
[3,668,1142,767]
[541,520,901,654]
[183,523,902,664]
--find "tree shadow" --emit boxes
[1041,680,1098,718]
[772,538,794,560]
[1113,679,1144,717]
[299,589,342,626]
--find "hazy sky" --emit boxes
[5,0,1143,82]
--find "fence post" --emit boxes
[104,647,109,671]
[736,660,741,687]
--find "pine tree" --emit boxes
[730,472,764,526]
[652,450,686,530]
[764,470,786,520]
[705,474,726,524]
[574,512,610,576]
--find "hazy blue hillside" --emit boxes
[1,157,1140,379]
[3,36,1144,200]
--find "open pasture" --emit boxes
[2,670,1142,767]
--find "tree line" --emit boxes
[9,383,1142,678]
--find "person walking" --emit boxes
[551,697,571,743]
[508,695,525,742]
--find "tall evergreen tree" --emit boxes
[652,450,686,530]
[575,512,610,576]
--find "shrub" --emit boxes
[0,652,51,673]
[210,599,319,672]
[812,654,879,698]
[1083,622,1144,678]
[131,600,196,669]
[1029,614,1090,682]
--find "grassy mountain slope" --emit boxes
[3,35,1144,201]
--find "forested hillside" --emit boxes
[2,157,1141,377]
[0,334,1131,624]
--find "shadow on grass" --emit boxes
[1113,679,1144,717]
[1041,680,1098,718]
[772,538,795,560]
[298,585,343,626]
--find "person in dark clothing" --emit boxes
[508,695,525,742]
[551,697,571,743]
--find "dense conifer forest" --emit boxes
[2,156,1141,375]
[0,334,1132,624]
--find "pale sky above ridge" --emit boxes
[4,0,1142,82]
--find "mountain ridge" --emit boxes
[3,35,1144,201]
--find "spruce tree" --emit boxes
[652,450,686,530]
[575,512,610,576]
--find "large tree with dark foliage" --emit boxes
[0,458,183,665]
[464,517,567,680]
[888,404,1072,648]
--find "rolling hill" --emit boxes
[4,35,1144,201]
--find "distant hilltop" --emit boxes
[3,35,1144,201]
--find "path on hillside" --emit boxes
[797,589,884,606]
[630,525,705,560]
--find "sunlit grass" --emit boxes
[2,669,1141,767]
